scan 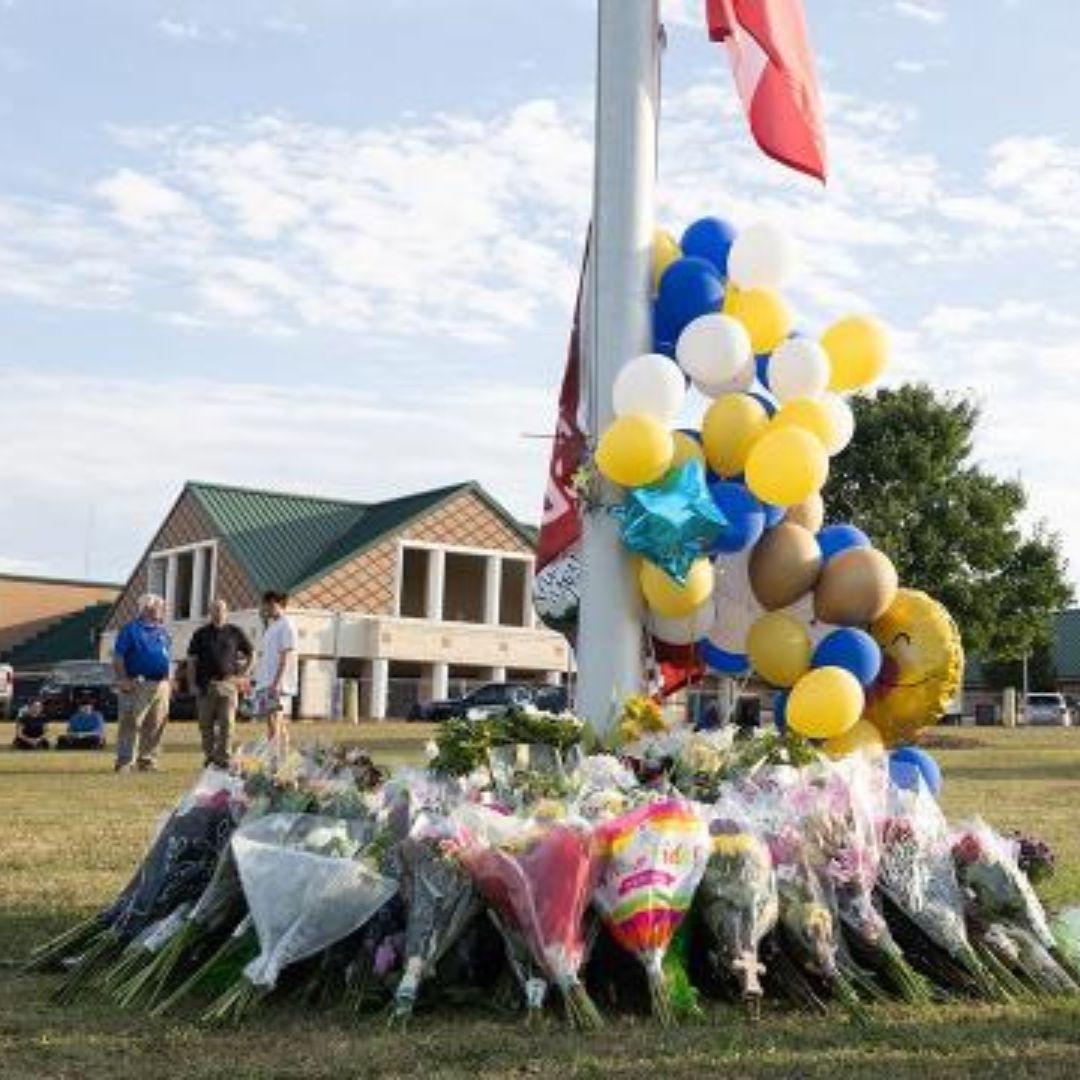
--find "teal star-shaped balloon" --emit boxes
[615,459,727,585]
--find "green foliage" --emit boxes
[828,384,1073,662]
[431,709,584,776]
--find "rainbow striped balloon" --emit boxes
[594,798,710,958]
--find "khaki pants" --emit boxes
[197,680,239,767]
[116,680,170,768]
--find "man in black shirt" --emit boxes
[187,599,253,768]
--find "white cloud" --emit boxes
[894,60,927,74]
[156,18,201,41]
[894,1,947,25]
[94,168,198,231]
[0,371,554,581]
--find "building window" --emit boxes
[443,552,486,624]
[399,547,428,618]
[500,559,529,627]
[147,542,216,622]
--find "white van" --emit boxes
[0,663,13,719]
[1024,692,1071,726]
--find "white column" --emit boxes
[425,548,445,621]
[191,547,206,619]
[370,658,389,722]
[484,555,502,626]
[545,670,563,687]
[522,559,537,628]
[431,661,449,700]
[489,666,507,683]
[164,555,178,622]
[576,0,658,733]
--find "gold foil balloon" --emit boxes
[749,522,822,610]
[813,547,898,626]
[863,589,963,747]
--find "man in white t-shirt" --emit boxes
[253,589,298,755]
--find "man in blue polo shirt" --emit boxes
[113,592,172,773]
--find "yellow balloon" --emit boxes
[771,397,836,449]
[747,612,812,688]
[653,229,682,294]
[595,414,674,488]
[863,589,964,747]
[824,718,885,759]
[745,427,828,507]
[821,315,890,391]
[701,393,770,478]
[724,285,793,353]
[787,667,865,740]
[640,557,714,619]
[671,430,707,471]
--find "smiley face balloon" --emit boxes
[863,589,963,747]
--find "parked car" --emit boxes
[409,681,558,722]
[1023,692,1071,727]
[38,661,119,721]
[0,663,13,719]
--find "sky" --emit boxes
[1,0,1079,591]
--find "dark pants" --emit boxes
[13,735,50,750]
[57,733,106,750]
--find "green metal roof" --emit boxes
[1054,608,1080,680]
[190,482,365,595]
[2,602,113,670]
[187,479,535,596]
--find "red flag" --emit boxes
[706,0,827,182]
[535,260,587,575]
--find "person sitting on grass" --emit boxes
[12,699,50,750]
[56,701,107,751]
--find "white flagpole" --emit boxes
[576,0,660,734]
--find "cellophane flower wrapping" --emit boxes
[951,818,1077,992]
[593,798,710,1025]
[799,756,930,1001]
[231,813,397,992]
[696,796,778,1003]
[392,815,482,1017]
[453,807,603,1028]
[878,782,1004,997]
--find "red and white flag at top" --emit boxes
[706,0,828,182]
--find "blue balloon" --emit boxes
[755,353,772,389]
[773,690,789,734]
[762,502,786,528]
[812,628,882,687]
[817,524,871,563]
[889,746,942,797]
[653,303,678,358]
[656,256,724,340]
[700,639,751,676]
[681,216,737,277]
[708,481,766,554]
[749,390,778,417]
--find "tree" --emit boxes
[827,384,1073,664]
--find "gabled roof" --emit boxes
[2,601,113,670]
[1054,608,1080,680]
[185,479,536,596]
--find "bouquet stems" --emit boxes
[644,953,674,1027]
[24,915,105,973]
[50,929,123,1003]
[558,977,604,1031]
[202,977,266,1025]
[150,919,256,1016]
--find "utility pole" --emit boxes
[575,0,660,734]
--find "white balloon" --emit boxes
[692,368,755,400]
[818,391,855,454]
[649,596,717,646]
[728,222,798,290]
[768,337,830,402]
[706,549,763,654]
[676,313,754,388]
[613,352,686,423]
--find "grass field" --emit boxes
[3,722,1080,1078]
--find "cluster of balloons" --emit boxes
[593,214,963,771]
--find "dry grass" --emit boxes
[3,722,1080,1078]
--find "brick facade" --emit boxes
[293,490,531,613]
[107,491,257,630]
